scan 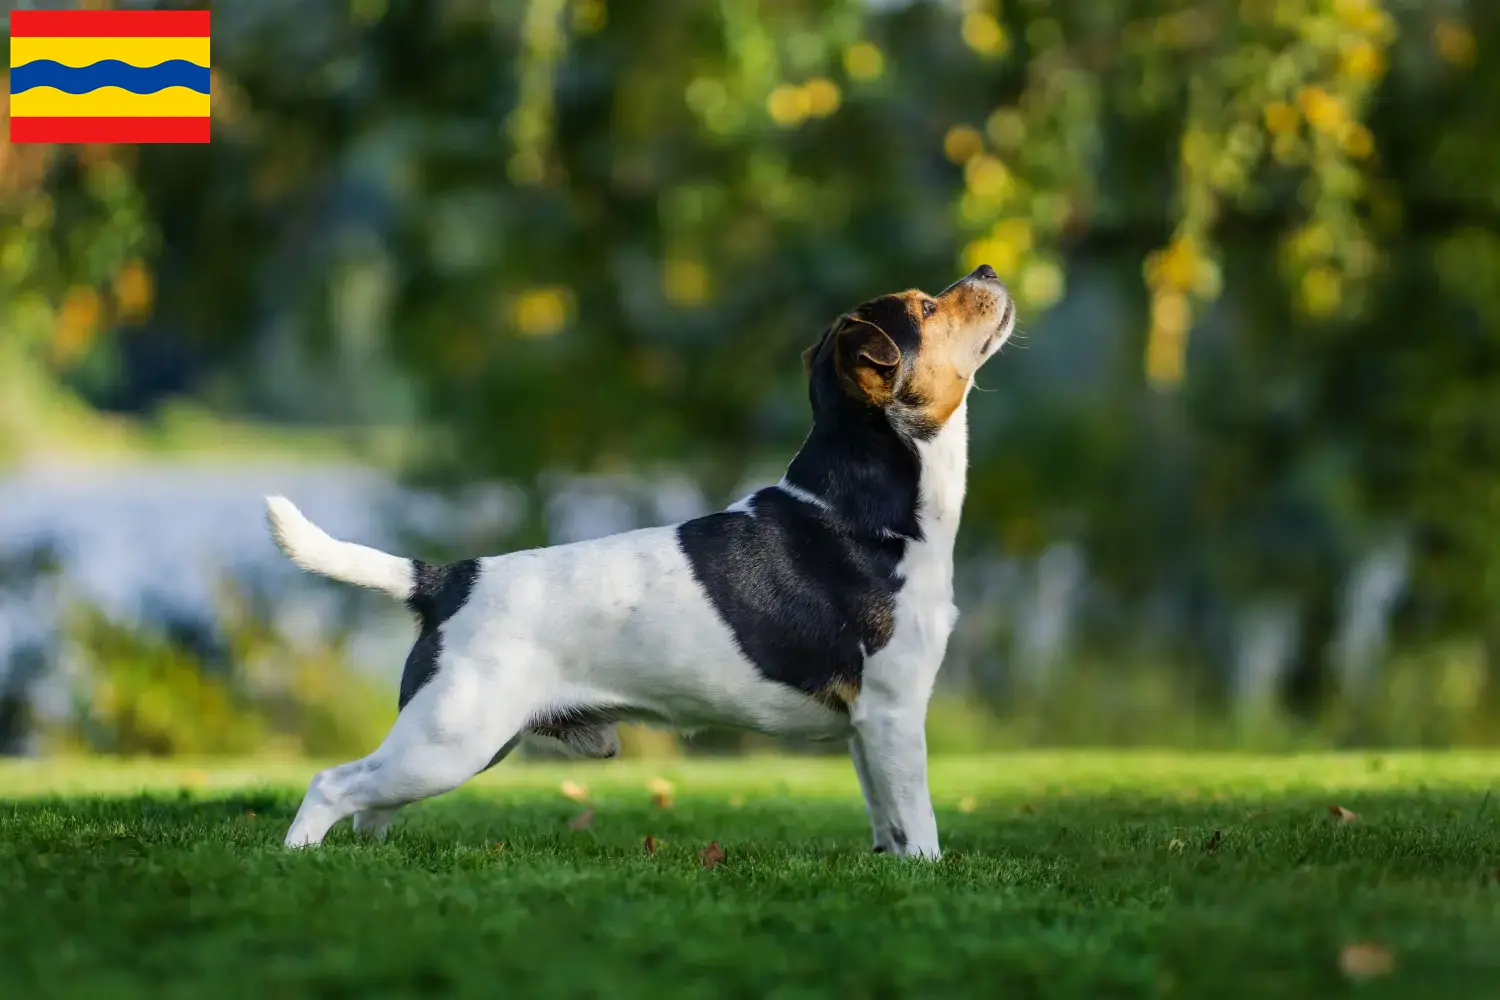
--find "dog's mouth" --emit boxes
[978,297,1015,357]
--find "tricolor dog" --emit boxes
[267,264,1015,857]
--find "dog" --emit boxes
[267,264,1014,857]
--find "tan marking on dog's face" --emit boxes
[893,289,973,429]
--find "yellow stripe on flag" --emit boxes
[10,86,210,118]
[10,37,210,69]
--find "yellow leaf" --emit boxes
[843,42,885,82]
[766,84,811,128]
[1301,267,1343,317]
[1340,40,1385,83]
[943,125,984,165]
[112,259,154,322]
[1339,942,1394,980]
[1263,101,1299,136]
[51,285,103,366]
[1434,19,1476,68]
[1019,260,1064,309]
[511,286,573,337]
[803,78,841,118]
[961,12,1009,58]
[662,258,710,307]
[963,154,1012,201]
[648,776,675,809]
[1297,86,1347,136]
[1341,123,1374,159]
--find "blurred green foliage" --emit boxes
[3,0,1500,737]
[50,585,391,757]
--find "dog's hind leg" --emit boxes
[284,661,536,848]
[350,731,524,839]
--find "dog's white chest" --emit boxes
[860,405,967,699]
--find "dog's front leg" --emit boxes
[849,731,896,853]
[850,703,940,859]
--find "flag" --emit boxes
[9,9,210,144]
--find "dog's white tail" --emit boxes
[265,496,415,602]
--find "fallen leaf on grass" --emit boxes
[1205,829,1223,852]
[699,841,726,869]
[560,780,589,802]
[643,835,657,856]
[958,796,977,814]
[567,808,595,831]
[1330,805,1360,823]
[1339,942,1394,980]
[648,777,675,809]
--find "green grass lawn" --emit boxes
[3,752,1499,999]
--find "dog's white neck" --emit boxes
[898,397,968,602]
[911,398,969,544]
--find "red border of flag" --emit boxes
[9,117,211,144]
[10,10,211,37]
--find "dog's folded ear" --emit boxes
[833,314,901,404]
[837,315,901,368]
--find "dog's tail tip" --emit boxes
[263,494,415,602]
[264,494,316,553]
[264,492,299,527]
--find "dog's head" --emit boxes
[802,264,1014,439]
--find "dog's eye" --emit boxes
[921,300,937,319]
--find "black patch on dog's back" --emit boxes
[677,360,922,704]
[398,559,480,709]
[679,493,904,700]
[676,315,927,703]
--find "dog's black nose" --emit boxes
[971,263,999,281]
